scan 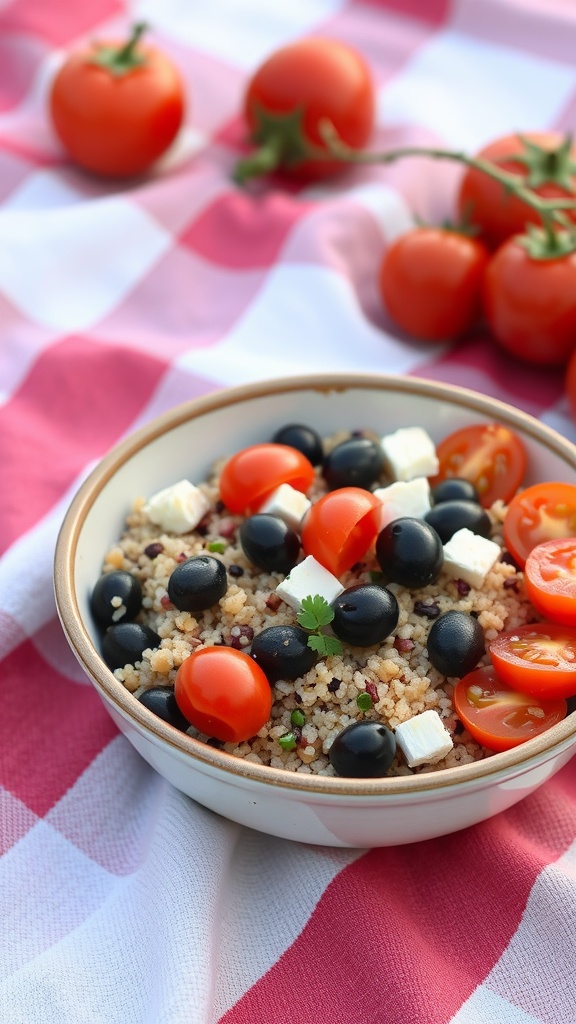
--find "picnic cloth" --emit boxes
[2,0,576,1021]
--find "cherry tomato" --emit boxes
[378,228,490,342]
[453,664,566,752]
[457,132,576,249]
[430,423,526,508]
[235,37,375,183]
[301,487,381,577]
[503,482,576,568]
[219,443,315,516]
[564,344,576,421]
[489,623,576,700]
[49,23,185,177]
[174,646,272,744]
[524,538,576,626]
[483,237,576,367]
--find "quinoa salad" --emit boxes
[90,421,557,779]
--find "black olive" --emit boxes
[425,500,491,544]
[167,555,227,612]
[138,687,190,731]
[90,570,142,627]
[331,584,399,647]
[376,517,443,589]
[101,622,161,671]
[271,424,323,465]
[250,625,316,682]
[323,437,384,490]
[239,514,300,575]
[329,720,397,778]
[426,611,485,678]
[431,478,480,504]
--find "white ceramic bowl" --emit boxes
[54,373,576,848]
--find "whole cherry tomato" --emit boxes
[379,227,490,342]
[453,664,566,752]
[430,422,526,508]
[483,236,576,367]
[457,132,576,249]
[489,623,576,700]
[235,37,375,183]
[524,538,576,626]
[219,443,315,516]
[301,487,381,577]
[49,22,185,177]
[174,646,272,744]
[503,482,576,568]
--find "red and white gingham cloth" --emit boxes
[2,1,576,1021]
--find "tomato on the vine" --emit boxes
[235,37,375,183]
[49,23,185,177]
[301,486,381,577]
[483,236,576,367]
[453,664,566,752]
[457,132,576,249]
[503,482,576,568]
[429,422,526,508]
[378,227,490,342]
[219,443,315,516]
[174,646,272,744]
[524,538,576,626]
[489,623,576,700]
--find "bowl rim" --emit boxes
[54,371,576,796]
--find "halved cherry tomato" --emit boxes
[301,486,381,577]
[454,664,566,752]
[174,646,272,744]
[524,538,576,626]
[219,443,315,515]
[489,623,576,699]
[430,423,526,508]
[503,482,576,568]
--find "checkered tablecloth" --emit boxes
[2,1,576,1021]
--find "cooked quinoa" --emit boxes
[98,435,539,777]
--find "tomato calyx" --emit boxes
[234,104,321,183]
[497,134,576,192]
[89,21,149,77]
[517,223,576,261]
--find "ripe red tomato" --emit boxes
[430,422,526,508]
[503,482,576,568]
[457,132,576,249]
[524,538,576,626]
[483,238,576,367]
[453,664,566,752]
[219,443,315,516]
[49,23,185,177]
[489,623,576,700]
[565,345,576,421]
[378,228,490,342]
[174,646,272,744]
[301,487,381,577]
[236,37,375,182]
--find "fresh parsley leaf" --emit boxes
[208,541,226,553]
[307,633,342,657]
[297,594,335,630]
[356,692,373,712]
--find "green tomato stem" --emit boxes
[91,22,148,77]
[233,133,286,184]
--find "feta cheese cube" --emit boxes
[143,480,210,534]
[373,477,431,530]
[395,710,453,767]
[259,483,311,532]
[275,555,345,613]
[442,527,501,589]
[380,426,439,481]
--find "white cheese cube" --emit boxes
[395,710,453,767]
[275,555,345,613]
[373,477,431,530]
[259,483,311,532]
[442,527,501,589]
[143,480,210,535]
[380,426,439,481]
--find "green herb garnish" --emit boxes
[208,541,226,553]
[279,732,297,751]
[297,594,343,658]
[356,692,373,712]
[290,708,305,728]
